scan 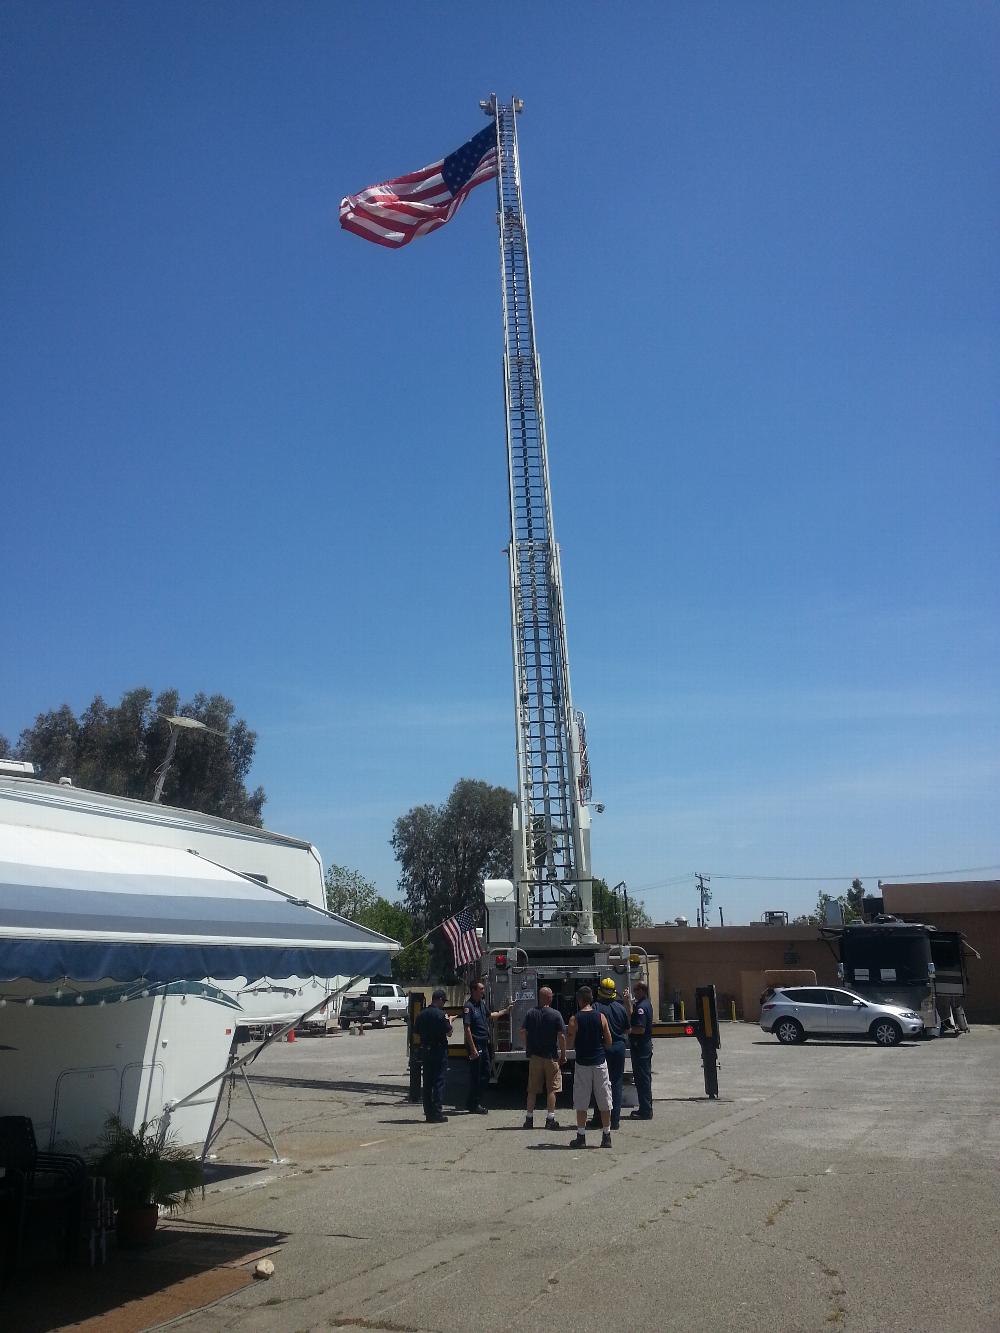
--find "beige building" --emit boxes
[881,880,1000,1022]
[625,923,838,1023]
[622,880,1000,1024]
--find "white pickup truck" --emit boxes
[339,982,409,1029]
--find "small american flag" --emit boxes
[442,907,483,967]
[340,124,497,250]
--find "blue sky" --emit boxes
[3,3,998,924]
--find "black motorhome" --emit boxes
[833,921,938,1034]
[829,918,976,1035]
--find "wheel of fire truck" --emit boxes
[339,1018,351,1030]
[775,1017,805,1045]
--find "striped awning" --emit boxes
[0,823,397,984]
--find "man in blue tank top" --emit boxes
[566,985,613,1149]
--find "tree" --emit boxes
[591,877,652,933]
[807,885,863,926]
[13,687,265,824]
[392,778,515,972]
[323,864,429,983]
[848,877,865,919]
[356,898,431,984]
[324,863,379,920]
[0,735,11,759]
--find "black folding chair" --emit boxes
[0,1116,87,1271]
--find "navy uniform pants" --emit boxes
[466,1046,492,1109]
[606,1041,627,1127]
[631,1046,653,1117]
[422,1048,447,1119]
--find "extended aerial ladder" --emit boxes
[481,93,597,949]
[437,100,719,1091]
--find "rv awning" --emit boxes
[0,824,398,984]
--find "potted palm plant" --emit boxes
[91,1114,204,1247]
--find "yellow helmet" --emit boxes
[598,977,617,999]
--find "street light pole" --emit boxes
[152,715,224,803]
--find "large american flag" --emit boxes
[340,124,497,249]
[442,907,483,968]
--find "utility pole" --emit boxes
[695,873,711,928]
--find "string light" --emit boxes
[0,979,197,1007]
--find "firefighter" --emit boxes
[592,976,631,1130]
[463,979,512,1114]
[413,988,452,1123]
[628,978,654,1119]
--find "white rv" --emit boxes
[0,775,396,1150]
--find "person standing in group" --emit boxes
[566,985,613,1149]
[520,986,567,1130]
[592,976,631,1131]
[629,978,654,1120]
[413,988,452,1124]
[463,979,512,1115]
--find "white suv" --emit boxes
[759,986,924,1047]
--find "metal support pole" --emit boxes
[159,971,371,1149]
[201,1047,283,1164]
[152,727,179,803]
[695,984,721,1100]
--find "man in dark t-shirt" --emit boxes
[520,986,567,1130]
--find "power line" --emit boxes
[630,864,1000,892]
[701,864,1000,882]
[628,874,692,894]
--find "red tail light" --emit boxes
[685,1025,694,1036]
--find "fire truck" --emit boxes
[444,97,647,1075]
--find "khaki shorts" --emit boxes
[527,1054,563,1096]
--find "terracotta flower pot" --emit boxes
[116,1203,160,1247]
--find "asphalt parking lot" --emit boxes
[172,1021,1000,1333]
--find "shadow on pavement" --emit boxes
[253,1074,409,1096]
[1,1219,287,1333]
[751,1040,919,1049]
[201,1162,272,1186]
